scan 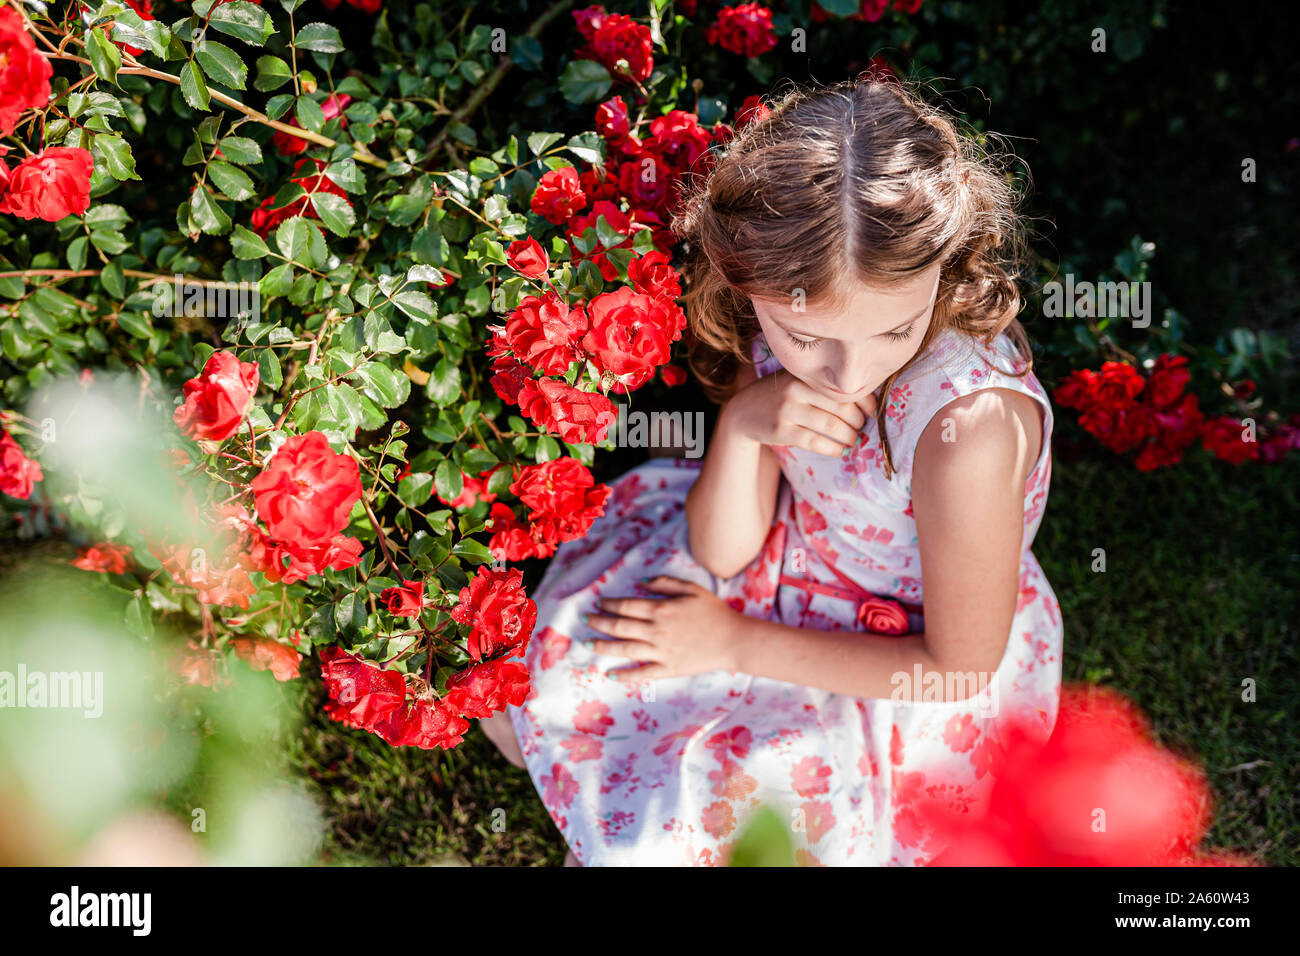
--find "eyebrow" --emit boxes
[767,304,930,339]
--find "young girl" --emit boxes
[482,76,1063,866]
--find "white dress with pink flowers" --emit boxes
[507,325,1063,866]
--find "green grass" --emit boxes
[283,446,1298,867]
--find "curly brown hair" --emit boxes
[670,75,1037,479]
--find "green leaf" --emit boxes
[434,458,464,504]
[295,95,326,133]
[197,41,247,90]
[111,10,168,58]
[93,133,140,181]
[354,362,409,408]
[254,55,293,92]
[206,1,274,47]
[259,262,294,297]
[425,355,462,406]
[566,131,604,164]
[86,29,122,86]
[312,192,355,236]
[116,311,153,339]
[397,472,434,507]
[276,216,311,260]
[296,22,344,53]
[257,348,282,389]
[189,184,231,234]
[558,59,613,104]
[207,160,255,200]
[391,290,435,322]
[179,60,211,111]
[526,131,563,156]
[451,538,493,564]
[230,224,271,259]
[67,236,89,271]
[510,34,543,71]
[216,135,262,165]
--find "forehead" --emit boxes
[752,264,940,333]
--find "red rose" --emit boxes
[504,291,589,376]
[572,5,610,41]
[530,166,587,225]
[486,501,562,561]
[1201,416,1259,465]
[450,565,539,662]
[857,594,910,635]
[505,236,550,278]
[0,6,53,137]
[1053,368,1098,409]
[1092,361,1146,407]
[922,684,1226,867]
[616,147,671,213]
[595,95,631,145]
[0,429,42,499]
[516,376,619,445]
[273,93,351,156]
[627,250,683,300]
[644,110,714,178]
[661,364,687,386]
[734,94,771,131]
[229,636,302,682]
[256,531,363,585]
[0,147,93,222]
[489,361,534,405]
[442,657,531,720]
[584,13,654,83]
[1143,353,1190,410]
[580,163,623,203]
[173,350,260,442]
[71,542,133,575]
[371,697,470,750]
[511,457,612,544]
[582,285,684,387]
[320,647,408,731]
[380,579,425,618]
[704,3,779,58]
[250,431,362,549]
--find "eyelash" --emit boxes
[785,323,915,351]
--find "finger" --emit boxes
[589,637,658,661]
[585,612,652,641]
[597,595,659,620]
[607,662,670,683]
[788,401,862,448]
[638,575,701,595]
[787,423,852,458]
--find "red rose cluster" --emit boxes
[0,145,94,223]
[0,428,42,499]
[810,0,923,22]
[572,5,654,83]
[920,684,1256,867]
[1055,355,1297,469]
[149,428,364,607]
[250,157,352,238]
[320,647,471,750]
[71,542,134,575]
[486,458,611,562]
[703,4,778,58]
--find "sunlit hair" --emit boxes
[671,74,1037,479]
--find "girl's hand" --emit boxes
[726,369,879,457]
[584,576,744,683]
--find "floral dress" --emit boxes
[507,325,1063,866]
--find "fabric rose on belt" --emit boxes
[250,431,362,549]
[857,594,909,635]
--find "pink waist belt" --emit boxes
[777,562,922,636]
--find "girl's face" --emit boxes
[751,263,943,405]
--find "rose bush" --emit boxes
[0,0,1293,763]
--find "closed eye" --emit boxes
[785,323,915,350]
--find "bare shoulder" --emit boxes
[915,387,1044,488]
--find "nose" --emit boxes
[826,347,872,393]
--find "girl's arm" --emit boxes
[725,388,1044,699]
[684,360,784,580]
